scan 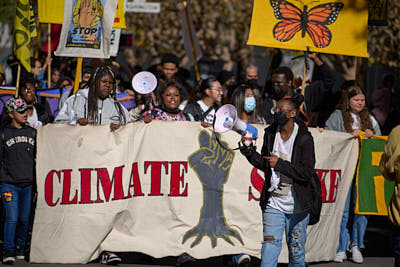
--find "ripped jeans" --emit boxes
[261,206,310,267]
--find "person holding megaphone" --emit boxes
[240,94,316,267]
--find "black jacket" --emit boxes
[0,124,36,187]
[258,63,344,127]
[240,119,315,211]
[183,101,218,122]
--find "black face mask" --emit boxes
[270,84,285,100]
[274,111,289,125]
[160,104,181,114]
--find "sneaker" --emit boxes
[232,253,251,267]
[16,246,25,260]
[3,251,15,265]
[100,251,122,265]
[176,253,196,267]
[334,251,347,263]
[351,245,363,264]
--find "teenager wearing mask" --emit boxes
[0,98,36,264]
[259,54,343,126]
[184,77,223,126]
[55,66,131,132]
[231,83,265,124]
[240,94,315,267]
[325,86,381,263]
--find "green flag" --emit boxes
[355,133,394,215]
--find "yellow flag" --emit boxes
[38,0,126,29]
[14,0,33,72]
[30,3,37,37]
[247,0,368,57]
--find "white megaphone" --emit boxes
[131,71,157,94]
[214,104,258,145]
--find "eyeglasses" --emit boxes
[210,87,223,94]
[100,80,115,85]
[23,87,35,92]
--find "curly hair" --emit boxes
[338,86,373,133]
[87,66,127,125]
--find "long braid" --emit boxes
[88,66,127,125]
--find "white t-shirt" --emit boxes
[268,123,299,214]
[197,100,216,125]
[350,112,379,133]
[27,107,42,129]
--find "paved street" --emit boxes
[9,214,395,266]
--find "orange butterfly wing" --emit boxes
[306,3,344,48]
[273,20,302,42]
[305,21,332,48]
[307,3,344,25]
[270,0,303,42]
[270,1,344,48]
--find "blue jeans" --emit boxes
[0,183,32,253]
[261,206,310,267]
[337,182,368,252]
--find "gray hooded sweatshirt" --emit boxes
[55,89,131,125]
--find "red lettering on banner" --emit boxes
[316,169,329,202]
[95,166,126,203]
[79,168,94,204]
[328,170,342,203]
[61,169,78,205]
[145,161,168,196]
[44,170,61,206]
[247,168,344,204]
[248,168,264,201]
[126,163,144,197]
[43,161,196,207]
[169,162,188,197]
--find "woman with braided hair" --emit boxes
[55,66,131,132]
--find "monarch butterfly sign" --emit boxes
[248,0,368,57]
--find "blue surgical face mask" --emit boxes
[244,96,256,112]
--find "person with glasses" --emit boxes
[0,97,36,264]
[55,66,131,132]
[0,75,54,128]
[183,76,223,126]
[240,94,315,267]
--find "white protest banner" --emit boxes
[55,0,118,58]
[30,122,358,263]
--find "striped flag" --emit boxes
[14,0,36,72]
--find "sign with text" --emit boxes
[31,123,359,263]
[126,0,160,13]
[355,133,394,215]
